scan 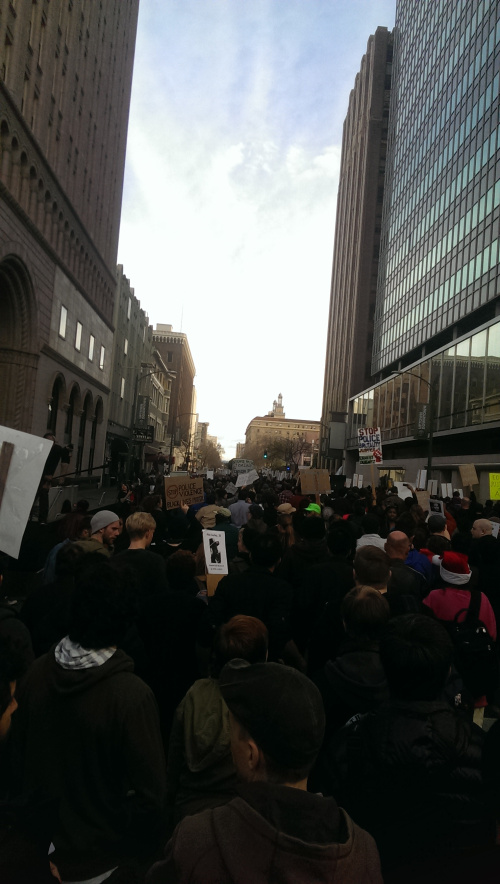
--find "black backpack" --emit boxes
[443,590,498,699]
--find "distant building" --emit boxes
[0,0,139,476]
[153,324,196,446]
[245,395,320,468]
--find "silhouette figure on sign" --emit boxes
[209,538,221,564]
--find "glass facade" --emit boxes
[349,319,500,446]
[372,0,500,372]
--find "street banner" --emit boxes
[428,499,445,517]
[203,529,228,575]
[300,469,330,495]
[459,464,478,487]
[357,427,383,465]
[135,395,150,428]
[0,426,53,559]
[416,490,430,512]
[164,475,204,510]
[489,473,500,500]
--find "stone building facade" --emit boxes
[245,395,320,468]
[0,0,139,477]
[152,324,196,447]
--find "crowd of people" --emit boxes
[1,468,500,882]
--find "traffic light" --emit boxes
[263,450,268,459]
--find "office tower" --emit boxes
[320,27,392,470]
[0,1,139,473]
[152,324,196,448]
[324,1,500,499]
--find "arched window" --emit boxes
[47,377,63,433]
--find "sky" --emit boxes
[118,0,396,459]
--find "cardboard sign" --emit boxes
[202,529,228,575]
[357,427,383,465]
[299,469,331,495]
[490,473,500,500]
[0,427,53,559]
[428,499,445,517]
[164,475,204,510]
[459,464,479,487]
[415,490,430,512]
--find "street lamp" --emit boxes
[390,369,435,481]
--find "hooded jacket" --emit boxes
[147,782,382,884]
[17,647,166,880]
[167,678,237,822]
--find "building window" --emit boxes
[99,345,105,370]
[124,338,128,355]
[75,321,82,351]
[88,334,95,361]
[59,305,67,338]
[120,377,125,399]
[167,351,173,362]
[127,297,131,320]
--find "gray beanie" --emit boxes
[90,510,119,534]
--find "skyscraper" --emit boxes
[322,0,500,498]
[0,1,139,473]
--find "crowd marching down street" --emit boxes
[1,461,500,883]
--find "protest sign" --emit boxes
[231,459,254,474]
[357,427,383,465]
[459,464,478,487]
[415,490,430,512]
[394,482,414,500]
[490,473,500,500]
[345,478,352,488]
[164,475,204,510]
[206,470,214,480]
[492,522,500,539]
[358,476,364,488]
[353,473,359,487]
[0,426,53,559]
[428,499,445,517]
[299,469,331,495]
[246,469,260,484]
[203,529,228,575]
[416,469,427,490]
[235,472,248,488]
[225,482,238,496]
[427,479,438,495]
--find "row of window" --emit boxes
[58,304,105,369]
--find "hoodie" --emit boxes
[17,647,166,880]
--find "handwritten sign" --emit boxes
[202,529,228,575]
[489,473,500,501]
[358,427,383,465]
[300,469,331,495]
[164,475,204,510]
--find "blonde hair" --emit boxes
[126,511,156,540]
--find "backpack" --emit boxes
[443,590,499,699]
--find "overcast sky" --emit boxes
[118,0,396,459]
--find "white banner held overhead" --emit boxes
[0,427,53,559]
[202,529,228,575]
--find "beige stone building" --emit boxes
[245,395,320,468]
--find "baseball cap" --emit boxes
[305,503,321,515]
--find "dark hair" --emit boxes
[428,514,446,533]
[326,522,356,558]
[68,558,137,649]
[60,499,72,515]
[141,495,162,513]
[241,522,267,554]
[380,614,453,701]
[0,637,26,717]
[294,515,325,541]
[205,493,216,506]
[75,499,90,513]
[341,586,390,640]
[426,534,451,555]
[394,512,417,538]
[213,616,268,676]
[165,549,196,580]
[249,504,264,520]
[361,513,381,535]
[250,534,282,568]
[354,546,390,587]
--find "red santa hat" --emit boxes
[438,551,471,586]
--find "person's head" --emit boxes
[205,492,216,506]
[240,522,267,555]
[437,550,471,586]
[353,545,390,590]
[276,503,296,517]
[326,522,357,559]
[428,514,447,535]
[75,499,90,513]
[215,507,231,525]
[385,530,411,560]
[380,614,453,701]
[90,511,121,547]
[219,660,325,787]
[212,616,268,676]
[394,512,417,539]
[304,503,322,518]
[341,585,390,640]
[141,494,162,514]
[0,637,26,740]
[249,534,282,570]
[471,519,493,539]
[294,514,325,542]
[126,511,156,544]
[384,505,398,523]
[43,432,55,442]
[60,499,72,515]
[68,558,137,649]
[425,534,451,556]
[361,513,380,536]
[248,504,264,521]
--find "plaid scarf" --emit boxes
[55,636,116,670]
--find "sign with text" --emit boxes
[489,473,500,500]
[299,469,331,495]
[133,426,154,443]
[428,499,445,517]
[164,475,204,510]
[0,427,53,559]
[231,459,255,474]
[459,464,479,487]
[416,490,431,512]
[203,529,228,575]
[357,427,383,465]
[414,405,429,440]
[135,395,150,429]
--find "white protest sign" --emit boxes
[202,529,228,575]
[353,473,359,487]
[446,483,453,498]
[0,426,53,559]
[416,469,427,490]
[206,470,214,480]
[358,476,364,489]
[246,469,260,484]
[357,427,383,465]
[428,499,445,518]
[491,522,500,539]
[394,482,414,500]
[231,459,254,474]
[345,478,352,488]
[235,472,248,488]
[427,479,438,495]
[225,482,238,496]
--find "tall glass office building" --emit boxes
[341,0,500,495]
